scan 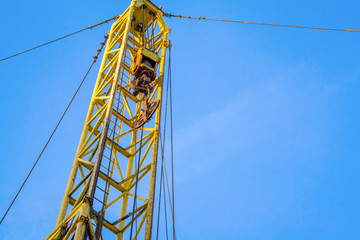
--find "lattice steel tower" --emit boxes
[45,0,170,239]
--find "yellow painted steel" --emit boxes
[45,0,170,239]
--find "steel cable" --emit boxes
[164,13,360,33]
[0,35,108,225]
[156,136,165,240]
[156,69,171,239]
[159,133,176,239]
[169,44,176,240]
[0,16,118,62]
[162,173,169,240]
[156,45,177,239]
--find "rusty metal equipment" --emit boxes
[130,47,161,129]
[131,47,160,81]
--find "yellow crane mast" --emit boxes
[45,0,170,239]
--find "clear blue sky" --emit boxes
[0,0,359,239]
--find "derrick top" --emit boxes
[134,0,164,15]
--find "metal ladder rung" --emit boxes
[110,118,122,124]
[101,162,114,173]
[108,127,117,134]
[113,99,124,107]
[105,144,115,151]
[103,154,114,162]
[101,164,110,171]
[96,186,108,194]
[94,196,104,204]
[109,120,121,130]
[108,127,119,136]
[105,143,121,154]
[114,95,124,102]
[112,106,124,116]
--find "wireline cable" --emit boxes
[165,13,360,33]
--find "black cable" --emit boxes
[165,13,360,33]
[156,47,177,239]
[0,16,117,62]
[156,141,165,240]
[162,172,169,240]
[0,35,108,225]
[158,46,177,240]
[156,46,172,239]
[158,137,177,240]
[169,44,176,240]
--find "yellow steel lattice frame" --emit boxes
[45,1,170,239]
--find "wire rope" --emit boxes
[155,45,177,239]
[0,16,117,62]
[156,141,165,240]
[0,35,108,225]
[164,13,360,33]
[159,137,176,238]
[162,173,169,240]
[156,42,173,238]
[168,44,176,240]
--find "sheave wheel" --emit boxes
[134,99,160,129]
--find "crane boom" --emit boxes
[45,1,170,239]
